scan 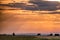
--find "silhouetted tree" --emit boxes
[12,33,15,36]
[49,33,53,36]
[37,33,41,36]
[54,34,59,36]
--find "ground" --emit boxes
[0,36,60,40]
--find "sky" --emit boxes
[0,0,29,4]
[0,0,60,34]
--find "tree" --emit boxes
[49,33,53,36]
[54,34,59,36]
[37,33,41,36]
[12,33,15,36]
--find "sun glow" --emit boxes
[45,0,60,2]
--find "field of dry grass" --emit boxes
[0,35,60,40]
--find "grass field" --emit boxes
[0,36,60,40]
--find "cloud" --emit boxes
[6,1,59,11]
[0,0,60,11]
[28,1,60,11]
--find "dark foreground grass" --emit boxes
[0,36,60,40]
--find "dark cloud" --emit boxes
[28,1,60,11]
[0,1,60,11]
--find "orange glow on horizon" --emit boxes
[1,10,60,34]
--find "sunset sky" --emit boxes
[0,0,60,34]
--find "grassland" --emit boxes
[0,35,60,40]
